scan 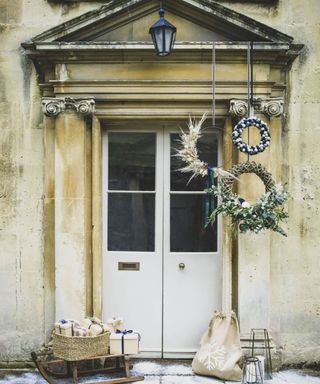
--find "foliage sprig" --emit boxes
[206,180,289,236]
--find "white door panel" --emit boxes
[162,129,221,356]
[104,252,162,354]
[163,253,222,356]
[103,128,163,355]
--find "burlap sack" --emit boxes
[192,311,242,381]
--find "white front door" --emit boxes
[103,122,222,358]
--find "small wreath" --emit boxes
[232,117,270,155]
[207,162,289,236]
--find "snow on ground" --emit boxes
[0,363,320,383]
[270,370,320,384]
[131,360,193,376]
[0,372,46,384]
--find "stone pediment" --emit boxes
[21,2,302,127]
[26,0,292,44]
[22,0,303,70]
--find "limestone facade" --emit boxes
[0,0,319,366]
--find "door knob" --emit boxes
[179,263,185,270]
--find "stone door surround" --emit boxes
[41,94,284,328]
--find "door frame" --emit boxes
[101,122,223,356]
[91,116,234,322]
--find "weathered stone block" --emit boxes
[0,234,17,271]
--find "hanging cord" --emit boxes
[250,41,254,113]
[211,41,223,168]
[247,42,253,162]
[212,41,216,128]
[204,42,216,229]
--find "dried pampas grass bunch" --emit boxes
[176,113,237,181]
[176,113,209,179]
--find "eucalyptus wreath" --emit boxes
[206,162,289,236]
[232,117,270,155]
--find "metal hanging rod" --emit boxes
[247,41,254,162]
[212,41,216,129]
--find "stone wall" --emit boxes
[221,0,320,365]
[0,0,98,361]
[0,0,319,365]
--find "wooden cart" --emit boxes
[31,350,144,384]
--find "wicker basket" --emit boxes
[53,332,110,361]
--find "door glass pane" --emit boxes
[108,193,155,251]
[170,194,217,252]
[108,133,156,191]
[171,132,218,191]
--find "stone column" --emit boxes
[42,97,95,321]
[228,98,284,333]
[43,115,56,339]
[92,116,103,319]
[222,117,236,313]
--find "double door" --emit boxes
[103,122,222,357]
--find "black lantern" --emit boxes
[149,2,176,56]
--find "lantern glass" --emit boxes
[165,28,176,53]
[154,29,164,54]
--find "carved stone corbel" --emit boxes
[42,97,95,117]
[229,99,248,119]
[229,98,284,119]
[260,98,284,118]
[42,98,64,117]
